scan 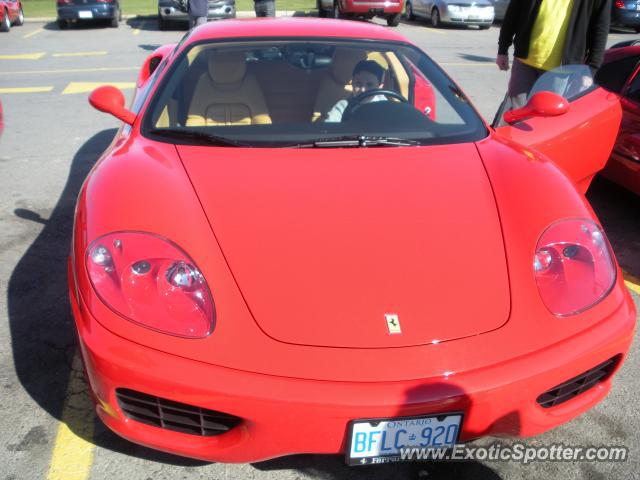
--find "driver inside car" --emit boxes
[324,60,387,123]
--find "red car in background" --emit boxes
[317,0,404,26]
[595,43,640,196]
[74,18,635,464]
[0,0,24,32]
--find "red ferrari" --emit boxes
[71,18,636,464]
[595,44,640,196]
[0,0,23,32]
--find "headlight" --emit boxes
[86,232,215,338]
[533,219,616,316]
[447,5,462,12]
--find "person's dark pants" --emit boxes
[254,0,276,17]
[507,58,546,110]
[189,15,207,29]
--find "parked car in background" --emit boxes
[491,0,509,21]
[405,0,494,29]
[56,0,122,29]
[318,0,404,27]
[158,0,236,30]
[0,0,24,32]
[611,0,640,32]
[595,44,640,195]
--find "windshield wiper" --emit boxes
[289,135,421,148]
[148,128,246,147]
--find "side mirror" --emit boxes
[89,86,136,125]
[503,91,570,124]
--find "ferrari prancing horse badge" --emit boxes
[385,314,401,334]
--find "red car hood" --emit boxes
[177,143,510,348]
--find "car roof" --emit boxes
[185,18,412,45]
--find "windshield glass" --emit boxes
[143,39,487,147]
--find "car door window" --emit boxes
[625,70,640,103]
[595,55,640,94]
[528,64,595,103]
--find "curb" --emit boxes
[24,11,317,23]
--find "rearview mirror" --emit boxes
[503,91,570,124]
[89,86,136,125]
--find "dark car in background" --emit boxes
[1,0,24,32]
[158,0,235,30]
[56,0,122,29]
[612,0,640,32]
[491,0,509,21]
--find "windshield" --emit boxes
[143,39,487,147]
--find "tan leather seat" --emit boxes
[311,48,367,122]
[187,50,271,126]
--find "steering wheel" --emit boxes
[342,89,408,121]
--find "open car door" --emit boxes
[494,65,622,194]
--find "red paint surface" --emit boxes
[70,19,637,462]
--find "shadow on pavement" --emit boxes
[457,53,494,63]
[587,176,640,279]
[127,16,187,31]
[254,453,502,479]
[6,128,208,466]
[43,20,114,30]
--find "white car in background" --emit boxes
[406,0,494,29]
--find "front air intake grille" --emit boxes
[536,356,619,408]
[116,388,241,436]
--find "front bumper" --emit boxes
[69,261,636,463]
[57,5,117,21]
[440,6,494,25]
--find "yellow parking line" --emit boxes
[0,52,46,60]
[623,271,640,296]
[424,27,447,35]
[62,81,136,95]
[0,66,138,76]
[52,51,108,58]
[132,21,145,35]
[0,86,53,94]
[47,353,95,480]
[23,28,44,39]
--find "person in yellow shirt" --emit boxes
[496,0,611,110]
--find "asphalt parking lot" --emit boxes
[0,13,639,480]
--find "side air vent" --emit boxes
[116,388,241,436]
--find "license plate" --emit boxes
[346,413,462,465]
[78,11,93,19]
